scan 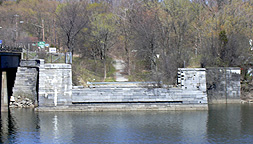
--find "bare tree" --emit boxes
[79,2,117,81]
[56,1,89,54]
[129,2,160,71]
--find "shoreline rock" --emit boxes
[9,96,35,108]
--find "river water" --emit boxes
[1,104,253,144]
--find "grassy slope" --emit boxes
[72,57,116,86]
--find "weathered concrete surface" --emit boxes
[38,61,72,107]
[206,67,241,103]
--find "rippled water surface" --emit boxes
[1,104,253,144]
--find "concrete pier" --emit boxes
[1,72,8,112]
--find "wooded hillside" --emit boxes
[0,0,252,84]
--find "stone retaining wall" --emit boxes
[69,68,208,111]
[72,87,207,104]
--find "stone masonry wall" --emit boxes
[178,68,206,92]
[38,60,72,107]
[72,86,208,104]
[12,67,38,106]
[72,68,208,106]
[206,67,241,103]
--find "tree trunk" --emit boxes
[103,40,107,81]
[124,35,131,75]
[127,51,131,75]
[103,58,107,81]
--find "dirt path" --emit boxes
[113,59,128,82]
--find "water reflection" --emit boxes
[39,112,74,144]
[0,105,253,144]
[240,104,253,136]
[207,104,253,143]
[0,109,40,144]
[0,111,17,144]
[38,111,208,143]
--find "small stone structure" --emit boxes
[38,60,72,107]
[206,67,241,103]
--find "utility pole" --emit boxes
[42,19,45,42]
[14,14,19,46]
